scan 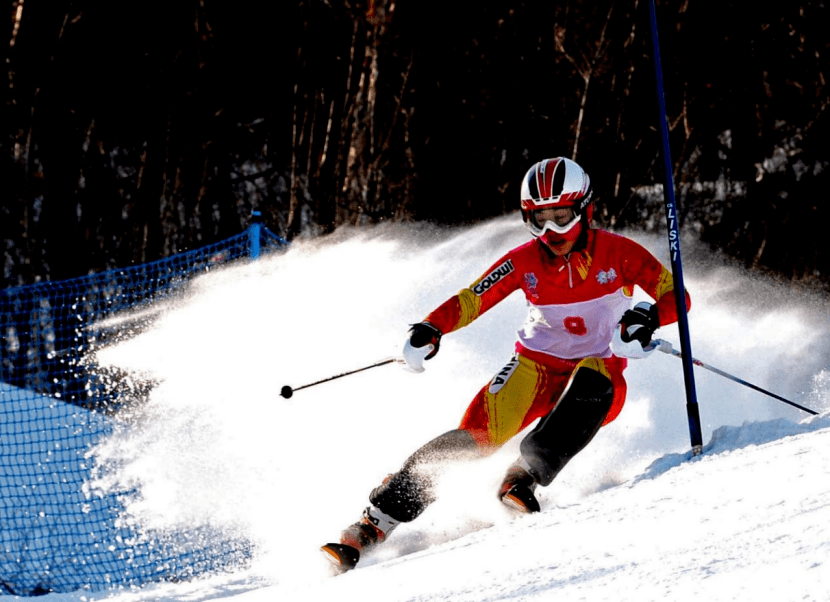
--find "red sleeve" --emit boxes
[618,237,691,327]
[424,252,522,335]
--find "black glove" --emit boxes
[408,322,442,360]
[618,302,659,347]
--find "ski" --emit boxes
[500,488,540,514]
[500,486,541,514]
[320,543,360,572]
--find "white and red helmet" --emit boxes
[520,158,593,240]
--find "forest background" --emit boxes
[3,0,829,290]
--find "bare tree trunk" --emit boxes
[287,29,307,238]
[340,0,396,225]
[554,4,614,161]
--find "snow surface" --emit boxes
[20,215,830,601]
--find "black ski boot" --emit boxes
[321,505,400,572]
[498,464,541,514]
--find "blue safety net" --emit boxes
[0,223,286,595]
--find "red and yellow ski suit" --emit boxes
[422,228,691,450]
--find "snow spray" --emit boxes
[89,214,830,581]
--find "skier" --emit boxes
[321,157,691,571]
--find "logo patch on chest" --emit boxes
[596,268,617,284]
[524,272,539,298]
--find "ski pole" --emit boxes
[279,357,404,398]
[651,339,818,416]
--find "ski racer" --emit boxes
[321,157,692,571]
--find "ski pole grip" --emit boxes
[650,339,674,354]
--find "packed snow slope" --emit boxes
[47,215,830,602]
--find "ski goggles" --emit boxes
[525,208,580,237]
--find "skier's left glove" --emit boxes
[402,322,442,373]
[610,302,659,359]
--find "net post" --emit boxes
[248,210,263,260]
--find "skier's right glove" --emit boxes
[402,322,442,373]
[610,302,659,359]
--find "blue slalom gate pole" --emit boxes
[647,0,703,455]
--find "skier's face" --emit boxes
[541,231,579,255]
[534,207,582,255]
